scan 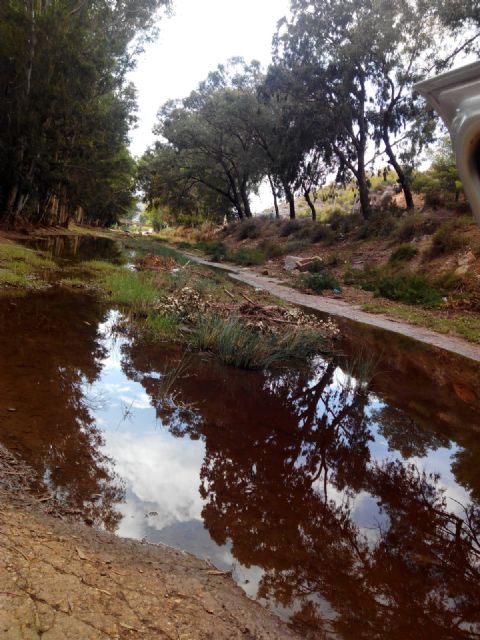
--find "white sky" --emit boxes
[129,0,290,158]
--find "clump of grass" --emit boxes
[310,223,335,244]
[236,219,263,240]
[195,240,228,262]
[144,312,180,339]
[305,258,325,273]
[428,222,467,257]
[373,274,442,307]
[394,214,439,242]
[0,243,55,269]
[361,301,480,343]
[193,314,327,369]
[301,270,340,292]
[280,219,301,237]
[228,248,266,266]
[82,259,118,273]
[0,271,31,287]
[102,270,159,312]
[357,210,399,239]
[389,244,418,264]
[0,242,57,289]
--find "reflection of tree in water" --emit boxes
[123,344,480,639]
[0,292,125,530]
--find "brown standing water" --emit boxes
[1,237,480,639]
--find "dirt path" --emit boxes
[179,251,480,363]
[0,448,298,640]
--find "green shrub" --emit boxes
[236,219,262,240]
[325,254,341,268]
[428,222,467,257]
[280,219,301,237]
[328,211,361,235]
[373,274,442,307]
[301,270,340,292]
[389,244,418,264]
[196,241,228,262]
[228,248,266,265]
[310,223,335,244]
[306,258,325,273]
[394,214,439,242]
[357,210,398,239]
[293,224,313,240]
[434,271,463,291]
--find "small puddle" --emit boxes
[1,237,480,638]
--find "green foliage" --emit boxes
[0,242,56,288]
[373,274,442,307]
[195,241,228,262]
[280,220,301,237]
[389,244,418,264]
[428,222,468,257]
[411,138,463,206]
[0,1,165,226]
[310,223,336,244]
[228,248,266,265]
[301,270,340,292]
[357,210,399,239]
[305,258,326,273]
[193,314,327,369]
[101,270,159,312]
[144,312,180,339]
[236,219,263,240]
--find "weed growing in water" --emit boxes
[193,314,327,369]
[102,270,159,312]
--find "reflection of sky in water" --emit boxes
[82,312,474,624]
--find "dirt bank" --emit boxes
[0,447,298,640]
[174,250,480,363]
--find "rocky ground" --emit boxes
[0,446,299,640]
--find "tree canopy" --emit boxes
[0,0,169,227]
[141,0,480,224]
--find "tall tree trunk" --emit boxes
[356,71,371,219]
[267,174,279,218]
[284,184,296,219]
[304,190,317,221]
[240,183,252,218]
[382,127,414,210]
[356,141,371,219]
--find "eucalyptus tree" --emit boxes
[153,60,265,220]
[0,0,169,226]
[138,142,232,224]
[274,0,480,217]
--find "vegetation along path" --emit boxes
[176,249,480,364]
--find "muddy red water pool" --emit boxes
[1,253,480,638]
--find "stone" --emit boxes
[283,256,317,272]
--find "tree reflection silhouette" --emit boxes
[123,342,480,639]
[0,291,125,530]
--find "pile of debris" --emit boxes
[155,284,338,336]
[136,253,179,271]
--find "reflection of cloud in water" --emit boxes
[119,392,152,410]
[104,431,205,532]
